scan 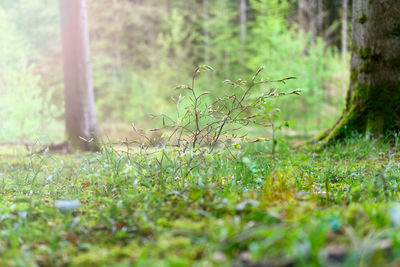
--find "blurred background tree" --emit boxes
[60,0,99,151]
[0,0,352,143]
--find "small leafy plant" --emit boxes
[149,65,303,153]
[256,101,295,157]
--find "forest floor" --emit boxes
[0,136,400,266]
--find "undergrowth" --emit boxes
[0,134,400,266]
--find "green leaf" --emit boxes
[174,84,191,90]
[232,143,241,149]
[198,65,214,72]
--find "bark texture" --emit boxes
[60,0,99,151]
[319,0,400,143]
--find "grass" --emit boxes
[0,135,400,266]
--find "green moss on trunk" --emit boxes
[321,81,400,143]
[321,104,366,144]
[312,0,400,145]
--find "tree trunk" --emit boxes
[309,0,317,43]
[60,0,99,151]
[240,0,247,66]
[298,0,304,30]
[316,0,323,36]
[240,0,247,47]
[319,0,400,143]
[341,0,348,64]
[203,0,210,64]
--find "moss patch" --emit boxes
[358,14,367,24]
[351,43,359,54]
[324,80,400,141]
[388,23,400,38]
[323,104,366,144]
[359,62,373,73]
[351,83,370,106]
[350,69,359,84]
[388,56,400,69]
[359,47,373,60]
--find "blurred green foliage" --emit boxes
[0,5,62,142]
[0,132,399,265]
[247,0,348,134]
[0,0,349,142]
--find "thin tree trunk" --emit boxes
[203,0,210,64]
[341,0,348,64]
[308,0,317,44]
[317,0,323,35]
[240,0,247,66]
[240,0,247,46]
[298,0,306,31]
[60,0,99,151]
[112,0,122,69]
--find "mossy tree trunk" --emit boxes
[60,0,99,151]
[319,0,400,143]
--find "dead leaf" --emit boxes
[66,231,78,245]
